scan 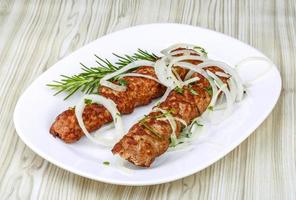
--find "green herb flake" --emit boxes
[139,120,162,139]
[204,86,213,96]
[169,108,176,114]
[118,79,128,86]
[84,98,92,105]
[208,106,214,111]
[174,87,183,94]
[193,46,208,56]
[103,161,110,166]
[189,88,198,95]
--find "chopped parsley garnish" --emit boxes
[193,46,208,56]
[103,161,110,165]
[139,119,162,138]
[118,79,128,86]
[208,106,214,111]
[169,108,177,114]
[204,86,213,96]
[174,87,184,94]
[189,87,198,95]
[84,98,92,105]
[152,109,176,119]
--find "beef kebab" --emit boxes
[48,43,244,168]
[50,61,190,143]
[111,65,229,167]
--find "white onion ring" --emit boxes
[206,70,233,118]
[153,107,178,146]
[170,62,218,107]
[154,57,177,88]
[173,117,188,127]
[154,55,206,89]
[161,43,208,57]
[100,60,155,91]
[197,60,244,102]
[215,71,230,78]
[235,56,274,87]
[183,77,200,85]
[75,94,124,147]
[118,73,161,83]
[169,49,199,56]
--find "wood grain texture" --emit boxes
[0,0,295,199]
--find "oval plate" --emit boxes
[14,23,281,186]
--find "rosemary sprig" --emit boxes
[113,49,159,67]
[47,49,159,100]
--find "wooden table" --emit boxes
[0,0,295,199]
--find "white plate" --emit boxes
[14,23,281,186]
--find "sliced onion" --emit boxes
[161,43,208,57]
[118,73,161,83]
[183,77,200,85]
[184,70,195,80]
[206,70,233,120]
[169,118,206,149]
[171,61,218,107]
[227,77,238,103]
[163,55,206,88]
[235,56,273,68]
[173,117,188,126]
[167,142,194,152]
[154,57,178,88]
[197,60,244,102]
[75,94,124,147]
[94,123,114,134]
[155,51,207,90]
[168,55,207,65]
[157,116,187,127]
[100,80,126,92]
[207,70,233,102]
[208,83,228,108]
[172,68,182,81]
[153,107,178,146]
[100,60,155,91]
[180,60,244,102]
[235,56,274,87]
[215,71,230,78]
[169,49,199,56]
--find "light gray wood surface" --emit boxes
[0,0,295,199]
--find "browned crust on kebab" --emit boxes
[50,66,188,143]
[111,67,228,167]
[50,104,113,143]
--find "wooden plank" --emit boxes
[0,0,295,199]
